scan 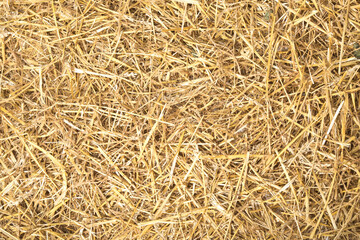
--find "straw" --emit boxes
[1,0,360,239]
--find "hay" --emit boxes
[1,0,360,239]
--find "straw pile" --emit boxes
[1,0,360,239]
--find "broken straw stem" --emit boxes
[322,100,345,145]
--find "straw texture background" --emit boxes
[1,0,360,239]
